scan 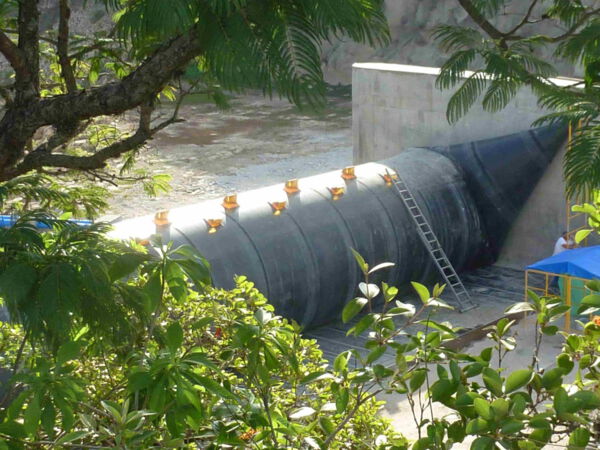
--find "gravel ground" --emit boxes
[106,90,353,219]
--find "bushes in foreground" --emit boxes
[0,211,599,448]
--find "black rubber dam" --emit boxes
[112,126,566,328]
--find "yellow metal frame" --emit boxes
[525,269,593,333]
[565,120,590,245]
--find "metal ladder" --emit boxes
[386,170,478,312]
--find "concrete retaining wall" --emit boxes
[352,63,575,268]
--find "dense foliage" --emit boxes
[435,0,600,197]
[0,183,599,448]
[0,182,407,448]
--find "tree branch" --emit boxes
[457,0,505,41]
[0,30,28,78]
[33,120,90,154]
[38,28,202,124]
[545,7,600,43]
[505,0,540,36]
[15,0,40,103]
[0,102,180,179]
[0,22,202,176]
[57,0,77,93]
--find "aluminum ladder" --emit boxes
[386,170,478,312]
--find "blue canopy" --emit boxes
[527,245,600,280]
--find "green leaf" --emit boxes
[568,428,590,449]
[366,345,386,364]
[108,252,148,280]
[412,437,432,450]
[333,351,350,374]
[473,398,493,420]
[142,271,162,314]
[350,248,368,275]
[56,341,81,367]
[300,371,331,384]
[41,403,56,436]
[196,376,237,401]
[411,282,430,304]
[55,430,90,445]
[430,379,455,403]
[427,298,454,309]
[575,228,592,243]
[501,419,523,435]
[541,367,564,390]
[347,314,375,336]
[336,387,349,413]
[557,354,574,373]
[472,436,495,450]
[23,395,41,436]
[569,390,600,410]
[490,398,509,418]
[342,297,368,323]
[505,302,535,314]
[319,416,335,434]
[165,321,183,352]
[465,417,488,434]
[128,371,153,392]
[504,369,533,393]
[0,263,37,306]
[554,387,569,415]
[581,294,600,307]
[482,368,503,397]
[450,360,461,381]
[409,369,427,392]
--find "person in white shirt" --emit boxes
[553,231,575,256]
[551,231,575,291]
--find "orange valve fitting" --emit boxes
[154,210,170,226]
[328,186,345,201]
[222,194,239,211]
[341,166,356,180]
[284,179,300,195]
[269,201,287,216]
[381,172,398,187]
[205,218,223,234]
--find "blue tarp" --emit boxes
[0,215,93,229]
[527,245,600,280]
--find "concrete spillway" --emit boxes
[112,126,566,328]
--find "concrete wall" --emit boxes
[496,146,567,268]
[352,63,575,269]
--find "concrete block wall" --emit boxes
[352,63,576,268]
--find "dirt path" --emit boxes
[107,90,353,219]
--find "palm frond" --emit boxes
[432,25,482,53]
[446,71,488,124]
[545,0,587,28]
[471,0,508,18]
[564,122,600,198]
[436,49,478,90]
[556,20,600,63]
[310,0,390,46]
[482,78,519,113]
[512,53,557,79]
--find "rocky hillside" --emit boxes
[321,0,581,84]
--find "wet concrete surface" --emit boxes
[304,265,528,365]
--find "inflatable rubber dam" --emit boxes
[112,126,566,328]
